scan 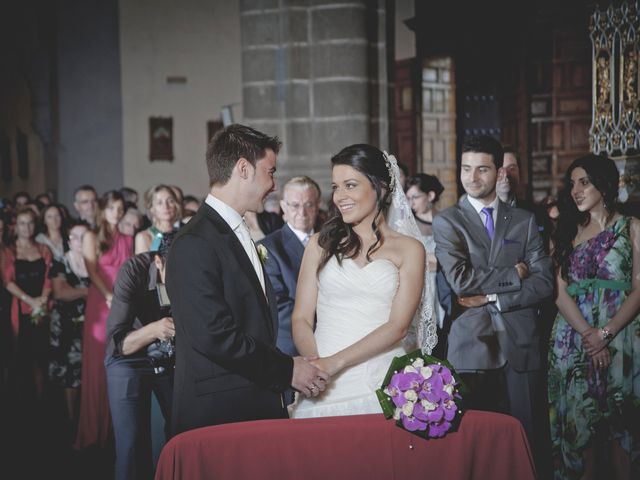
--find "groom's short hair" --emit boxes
[206,124,282,186]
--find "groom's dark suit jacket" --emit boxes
[166,203,293,436]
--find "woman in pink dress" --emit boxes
[75,191,132,449]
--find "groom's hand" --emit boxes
[291,356,330,398]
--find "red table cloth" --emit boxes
[155,410,536,480]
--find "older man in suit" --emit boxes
[166,124,329,436]
[433,135,553,443]
[258,177,321,357]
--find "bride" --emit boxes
[290,144,435,418]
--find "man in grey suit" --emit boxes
[433,135,553,442]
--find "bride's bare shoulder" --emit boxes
[386,233,424,262]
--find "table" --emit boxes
[155,410,536,480]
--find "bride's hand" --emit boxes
[310,356,343,377]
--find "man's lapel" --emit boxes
[282,225,304,275]
[203,205,274,336]
[459,195,491,252]
[490,201,513,264]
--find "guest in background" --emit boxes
[244,210,284,242]
[496,146,522,207]
[13,191,31,209]
[1,207,52,401]
[0,215,13,388]
[135,185,179,254]
[35,193,52,207]
[36,203,68,262]
[49,221,90,429]
[119,187,139,206]
[548,154,639,479]
[73,185,98,228]
[263,192,282,216]
[75,191,132,450]
[119,204,143,237]
[106,231,176,480]
[259,176,321,365]
[406,173,449,357]
[182,195,201,217]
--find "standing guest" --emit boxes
[548,154,640,479]
[36,204,68,262]
[135,185,179,254]
[182,195,201,217]
[13,191,31,208]
[35,193,52,207]
[406,173,448,351]
[0,215,13,388]
[119,204,143,237]
[433,135,553,446]
[167,124,328,435]
[73,185,98,229]
[1,207,52,400]
[119,187,139,206]
[496,146,523,207]
[49,221,90,428]
[106,232,176,480]
[258,176,321,362]
[75,191,132,450]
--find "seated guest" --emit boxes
[182,195,201,217]
[548,154,640,479]
[135,185,180,254]
[106,231,176,480]
[35,193,52,207]
[48,221,90,429]
[13,191,31,209]
[259,176,321,362]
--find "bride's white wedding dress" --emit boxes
[290,256,410,418]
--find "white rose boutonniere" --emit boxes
[256,244,269,265]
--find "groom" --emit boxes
[167,124,329,436]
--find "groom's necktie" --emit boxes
[236,220,266,294]
[302,234,310,247]
[481,207,495,240]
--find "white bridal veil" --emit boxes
[383,152,438,355]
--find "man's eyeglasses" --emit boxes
[284,202,317,211]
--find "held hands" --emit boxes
[154,317,175,342]
[292,356,330,398]
[515,262,530,280]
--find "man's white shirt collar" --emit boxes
[205,194,243,231]
[287,223,313,244]
[467,194,499,223]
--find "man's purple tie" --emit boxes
[481,207,494,240]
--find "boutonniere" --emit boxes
[256,244,269,265]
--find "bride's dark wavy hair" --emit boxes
[553,154,619,279]
[317,144,393,273]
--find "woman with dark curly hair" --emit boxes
[290,144,428,418]
[548,154,640,479]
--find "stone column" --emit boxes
[240,0,391,198]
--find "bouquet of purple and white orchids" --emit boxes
[376,350,467,439]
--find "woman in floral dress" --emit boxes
[548,154,640,479]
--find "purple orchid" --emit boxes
[429,420,452,438]
[401,413,427,432]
